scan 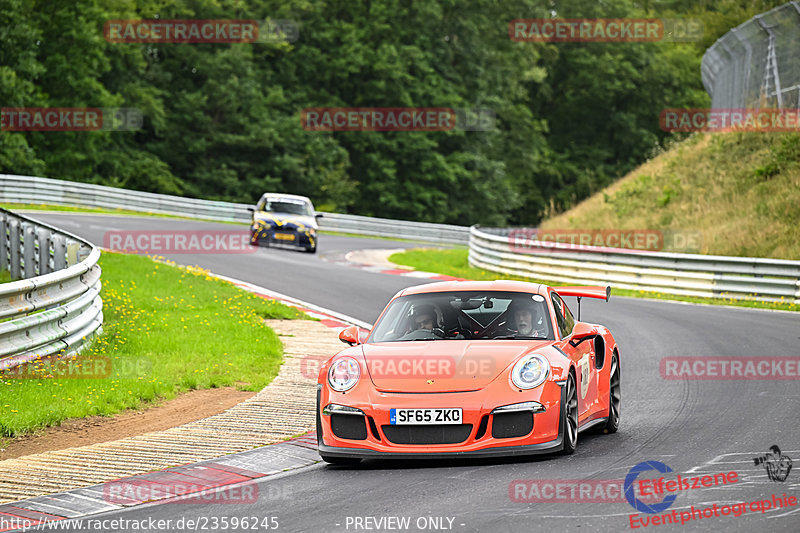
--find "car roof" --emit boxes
[398,280,547,297]
[259,193,313,203]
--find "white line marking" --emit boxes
[211,272,373,329]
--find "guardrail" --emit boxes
[0,174,470,245]
[469,226,800,304]
[0,208,103,371]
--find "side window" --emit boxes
[551,293,575,338]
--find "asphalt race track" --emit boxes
[21,213,800,532]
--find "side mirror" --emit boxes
[315,213,324,219]
[568,322,598,347]
[247,207,255,212]
[339,325,361,346]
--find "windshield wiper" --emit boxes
[489,335,547,340]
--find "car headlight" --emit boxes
[511,354,549,389]
[328,357,360,392]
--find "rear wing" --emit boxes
[554,286,611,302]
[554,286,611,321]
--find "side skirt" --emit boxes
[578,417,608,434]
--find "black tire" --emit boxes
[250,235,269,247]
[561,372,579,455]
[319,454,361,465]
[305,244,317,253]
[604,355,621,434]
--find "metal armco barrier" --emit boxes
[0,208,103,371]
[469,226,800,304]
[0,174,470,245]
[4,175,798,304]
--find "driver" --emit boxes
[409,303,437,331]
[509,300,547,337]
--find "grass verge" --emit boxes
[389,248,798,313]
[0,252,308,438]
[541,132,800,260]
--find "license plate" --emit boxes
[390,408,462,425]
[273,232,295,241]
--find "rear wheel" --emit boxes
[561,373,578,454]
[604,355,620,433]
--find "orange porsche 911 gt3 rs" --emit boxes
[316,280,620,464]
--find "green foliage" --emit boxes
[0,252,308,437]
[753,134,800,180]
[0,0,781,224]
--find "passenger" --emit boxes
[509,300,547,337]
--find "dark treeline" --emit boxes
[0,0,786,224]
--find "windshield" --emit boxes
[261,199,312,216]
[369,291,553,342]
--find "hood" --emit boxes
[362,340,552,393]
[253,212,318,231]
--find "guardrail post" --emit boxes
[9,219,21,280]
[66,241,80,266]
[52,235,67,270]
[0,213,7,273]
[23,223,36,279]
[37,228,52,275]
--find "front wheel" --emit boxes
[604,355,620,434]
[561,373,579,455]
[305,244,317,253]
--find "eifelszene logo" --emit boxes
[754,445,793,482]
[624,461,677,514]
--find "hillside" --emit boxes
[540,132,800,260]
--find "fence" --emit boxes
[469,226,800,304]
[0,208,103,371]
[0,174,470,245]
[702,1,800,109]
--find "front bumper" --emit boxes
[316,380,567,459]
[317,438,563,459]
[250,225,315,248]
